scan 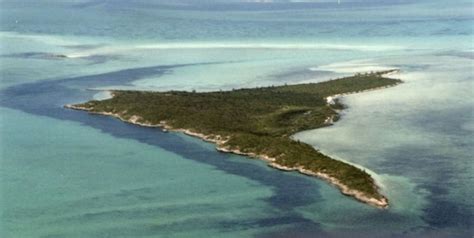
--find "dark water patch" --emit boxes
[1,51,120,65]
[375,146,473,233]
[219,215,322,234]
[1,63,192,111]
[435,50,474,60]
[71,0,108,9]
[1,52,69,60]
[421,199,473,229]
[61,43,107,50]
[56,202,230,224]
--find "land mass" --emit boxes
[66,70,402,208]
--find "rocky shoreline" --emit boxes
[64,70,403,209]
[65,100,389,209]
[268,163,388,208]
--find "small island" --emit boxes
[66,70,401,208]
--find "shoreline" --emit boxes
[325,70,401,106]
[64,69,402,209]
[65,82,393,208]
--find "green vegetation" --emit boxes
[72,70,401,205]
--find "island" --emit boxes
[66,70,402,208]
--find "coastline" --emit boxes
[325,70,401,107]
[65,75,397,208]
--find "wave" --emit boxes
[1,31,405,60]
[310,61,395,74]
[0,31,80,46]
[134,42,404,51]
[62,42,404,59]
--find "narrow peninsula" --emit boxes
[66,70,401,208]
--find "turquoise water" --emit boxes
[1,1,473,237]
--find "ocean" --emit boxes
[0,1,473,237]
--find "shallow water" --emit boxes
[295,55,474,235]
[1,1,473,237]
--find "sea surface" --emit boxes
[0,1,473,237]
